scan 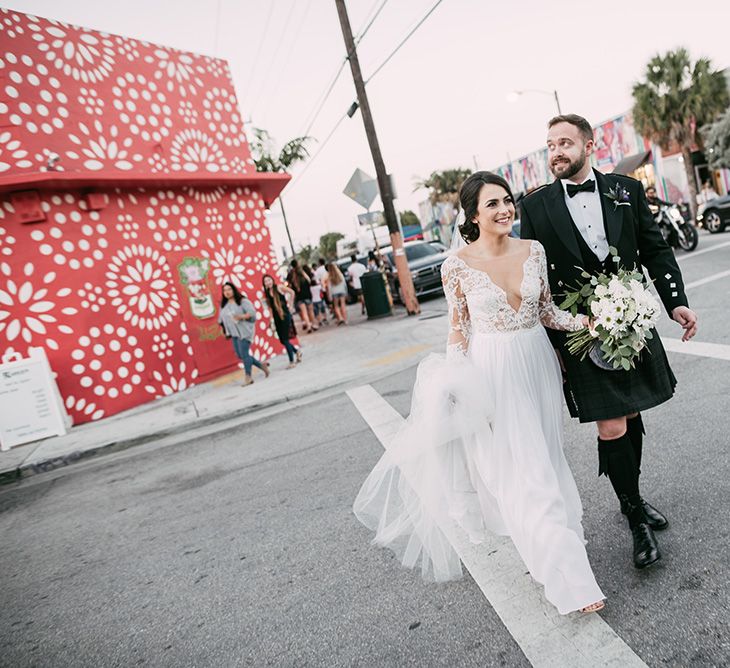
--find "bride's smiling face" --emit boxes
[473,183,515,237]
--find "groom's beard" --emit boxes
[550,153,586,180]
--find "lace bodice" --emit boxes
[441,240,585,358]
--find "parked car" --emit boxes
[697,194,730,234]
[381,240,449,300]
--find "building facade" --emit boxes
[0,10,288,425]
[494,111,730,202]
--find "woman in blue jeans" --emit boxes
[219,282,270,387]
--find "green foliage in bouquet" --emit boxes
[558,248,660,371]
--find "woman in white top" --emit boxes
[322,262,348,325]
[346,254,367,315]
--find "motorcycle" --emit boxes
[649,203,699,252]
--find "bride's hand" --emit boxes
[583,316,598,337]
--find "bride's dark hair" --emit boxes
[458,171,514,243]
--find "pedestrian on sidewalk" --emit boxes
[287,259,317,333]
[347,254,367,315]
[306,263,328,327]
[323,262,348,325]
[367,250,381,271]
[218,282,269,387]
[314,258,334,323]
[263,274,302,368]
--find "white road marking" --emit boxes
[676,240,730,262]
[347,384,647,668]
[684,269,730,290]
[661,337,730,361]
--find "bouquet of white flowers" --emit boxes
[559,249,661,371]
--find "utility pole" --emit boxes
[279,197,296,259]
[334,0,420,315]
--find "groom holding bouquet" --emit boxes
[520,114,698,569]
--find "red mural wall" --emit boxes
[0,10,288,425]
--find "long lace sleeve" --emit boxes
[535,243,585,332]
[441,258,471,359]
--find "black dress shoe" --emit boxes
[632,523,661,569]
[621,498,669,531]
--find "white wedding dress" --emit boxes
[353,240,605,614]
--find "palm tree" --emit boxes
[632,48,729,218]
[702,108,730,170]
[249,128,313,257]
[414,168,472,207]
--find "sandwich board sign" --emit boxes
[0,347,69,451]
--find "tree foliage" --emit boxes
[249,128,313,173]
[414,168,472,206]
[702,108,730,170]
[399,210,420,229]
[318,232,344,260]
[631,48,728,214]
[296,244,317,266]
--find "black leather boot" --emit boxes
[622,415,669,530]
[621,498,669,530]
[625,498,661,569]
[598,434,662,569]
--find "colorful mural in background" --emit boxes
[494,114,651,195]
[0,9,287,425]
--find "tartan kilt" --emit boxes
[555,328,677,423]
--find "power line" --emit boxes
[258,0,315,120]
[365,0,445,84]
[356,0,390,45]
[250,1,299,120]
[243,3,275,102]
[356,0,386,37]
[301,0,389,137]
[288,0,443,193]
[302,61,348,137]
[288,113,349,189]
[213,0,222,57]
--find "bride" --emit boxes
[353,171,605,615]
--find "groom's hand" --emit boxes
[671,306,698,342]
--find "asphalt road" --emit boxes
[1,233,728,667]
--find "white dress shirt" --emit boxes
[561,169,609,261]
[347,262,367,290]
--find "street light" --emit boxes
[507,89,562,115]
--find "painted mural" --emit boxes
[0,10,284,425]
[495,114,652,194]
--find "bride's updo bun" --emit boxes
[458,171,514,243]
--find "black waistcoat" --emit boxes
[571,223,612,274]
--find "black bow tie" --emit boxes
[566,180,595,198]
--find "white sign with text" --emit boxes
[0,347,69,451]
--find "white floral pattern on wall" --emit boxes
[0,12,251,175]
[0,11,283,427]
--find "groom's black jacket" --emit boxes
[520,170,688,348]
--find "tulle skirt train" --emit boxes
[353,324,604,614]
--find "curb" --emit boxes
[0,353,434,485]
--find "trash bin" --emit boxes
[361,270,393,319]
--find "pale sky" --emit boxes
[7,0,730,257]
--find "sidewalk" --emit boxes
[0,301,449,483]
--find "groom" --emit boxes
[520,114,698,569]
